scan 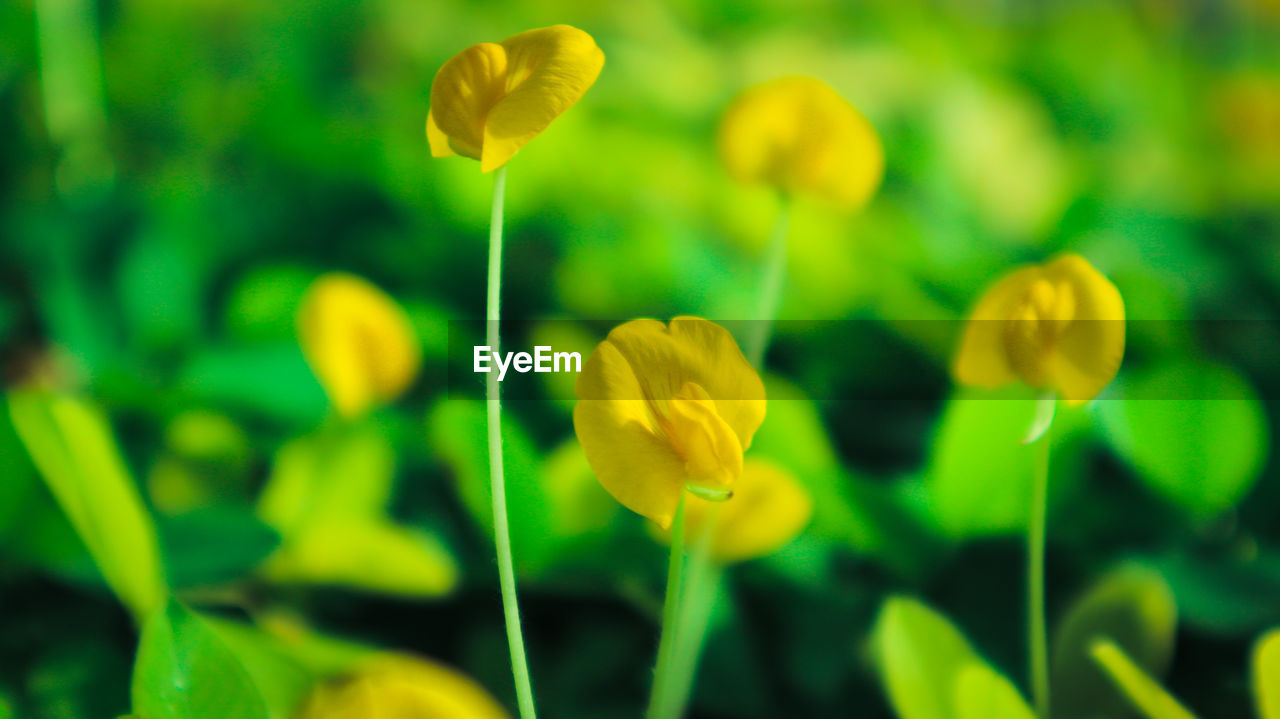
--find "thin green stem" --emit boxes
[658,510,721,719]
[484,166,537,719]
[744,199,791,368]
[1028,426,1052,719]
[647,495,687,719]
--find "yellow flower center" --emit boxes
[651,381,742,500]
[1004,278,1077,387]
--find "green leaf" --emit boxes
[953,663,1036,719]
[1255,629,1280,719]
[258,422,395,533]
[157,507,280,589]
[7,391,167,619]
[204,620,318,719]
[1089,639,1199,719]
[426,399,555,574]
[263,519,456,596]
[1052,565,1178,719]
[870,596,981,719]
[924,386,1083,538]
[1099,360,1267,517]
[132,601,270,719]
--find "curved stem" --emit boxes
[658,510,721,719]
[485,165,537,719]
[647,495,687,719]
[1029,426,1052,719]
[744,199,791,368]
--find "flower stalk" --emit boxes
[484,165,538,719]
[745,200,791,368]
[1028,413,1053,719]
[647,494,687,719]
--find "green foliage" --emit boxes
[1051,565,1178,719]
[1100,360,1268,517]
[131,601,270,719]
[7,391,167,620]
[871,596,1034,719]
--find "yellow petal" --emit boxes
[297,273,421,418]
[573,339,688,528]
[297,654,509,719]
[426,110,455,158]
[482,25,605,172]
[429,42,508,160]
[1043,254,1126,405]
[1255,629,1280,719]
[953,266,1041,389]
[719,76,883,208]
[677,459,813,563]
[574,317,765,527]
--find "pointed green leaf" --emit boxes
[1090,639,1198,719]
[7,391,166,619]
[1255,629,1280,719]
[1052,565,1178,719]
[132,601,270,719]
[870,596,981,719]
[953,663,1036,719]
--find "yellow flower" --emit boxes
[296,655,508,719]
[953,254,1125,405]
[426,25,605,173]
[718,76,884,208]
[653,459,812,563]
[574,317,766,529]
[297,273,420,418]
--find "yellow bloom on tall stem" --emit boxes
[426,25,603,719]
[719,76,883,209]
[296,655,509,719]
[426,25,605,172]
[574,317,767,529]
[953,253,1124,719]
[297,273,420,419]
[718,76,883,366]
[953,253,1125,405]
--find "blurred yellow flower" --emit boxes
[653,459,812,563]
[297,273,420,418]
[296,655,509,719]
[718,76,883,208]
[954,254,1125,405]
[426,25,605,173]
[574,317,766,529]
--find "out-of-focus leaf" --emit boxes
[1089,639,1198,719]
[258,423,395,533]
[925,386,1083,538]
[206,620,317,719]
[263,519,455,596]
[541,438,620,539]
[953,663,1036,719]
[157,507,279,589]
[870,596,981,719]
[8,391,166,619]
[257,421,455,596]
[149,410,255,514]
[1099,360,1267,517]
[426,399,554,574]
[1256,629,1280,719]
[1051,565,1178,719]
[178,344,326,426]
[132,601,269,719]
[117,229,200,350]
[224,265,313,342]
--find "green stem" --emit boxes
[484,166,537,719]
[658,512,721,719]
[647,495,687,719]
[1029,426,1052,719]
[744,199,791,368]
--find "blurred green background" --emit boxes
[2,0,1280,717]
